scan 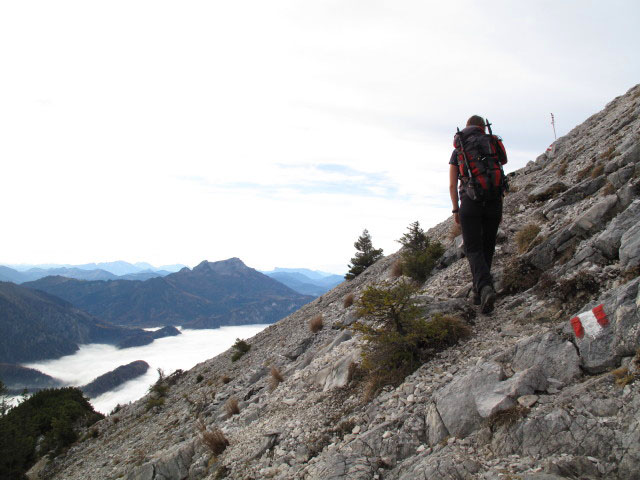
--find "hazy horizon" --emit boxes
[1,260,346,276]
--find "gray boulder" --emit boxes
[619,221,640,269]
[607,163,635,188]
[543,176,606,215]
[439,235,464,268]
[314,351,358,391]
[528,181,568,203]
[125,440,196,480]
[593,199,640,259]
[511,331,581,384]
[433,362,547,439]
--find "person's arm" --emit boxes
[449,164,460,225]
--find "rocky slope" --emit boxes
[39,84,640,480]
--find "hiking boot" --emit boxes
[473,293,481,305]
[480,285,496,314]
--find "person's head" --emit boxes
[466,115,486,130]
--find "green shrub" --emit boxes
[353,282,470,400]
[196,374,204,384]
[231,339,251,362]
[146,369,169,412]
[345,229,384,280]
[0,388,103,478]
[145,396,165,411]
[515,224,541,253]
[397,221,444,282]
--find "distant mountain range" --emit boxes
[262,268,343,296]
[5,261,185,275]
[25,258,314,329]
[0,282,148,364]
[0,261,184,284]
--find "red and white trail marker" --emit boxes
[570,304,609,339]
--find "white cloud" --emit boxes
[0,1,638,272]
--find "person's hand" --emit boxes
[453,212,460,225]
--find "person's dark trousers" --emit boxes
[459,192,503,296]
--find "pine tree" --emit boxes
[398,221,429,253]
[345,229,384,280]
[397,221,444,282]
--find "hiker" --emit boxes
[449,115,508,313]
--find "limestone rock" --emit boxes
[314,351,358,391]
[593,199,640,258]
[511,331,581,384]
[619,221,640,269]
[433,361,546,439]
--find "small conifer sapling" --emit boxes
[345,229,384,280]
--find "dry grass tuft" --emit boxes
[224,397,240,416]
[221,375,231,384]
[390,260,403,278]
[591,163,605,178]
[622,266,640,283]
[602,181,616,196]
[502,258,543,294]
[269,366,284,391]
[198,422,229,456]
[343,293,355,308]
[600,145,617,161]
[557,161,568,176]
[611,367,636,388]
[309,314,324,333]
[515,224,541,253]
[488,406,529,431]
[576,162,594,181]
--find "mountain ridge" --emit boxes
[0,281,146,364]
[25,258,314,328]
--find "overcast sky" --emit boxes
[1,1,638,273]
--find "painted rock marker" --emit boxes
[570,304,609,339]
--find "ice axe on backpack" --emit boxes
[485,118,509,193]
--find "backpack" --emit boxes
[453,121,508,202]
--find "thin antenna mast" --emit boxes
[550,113,557,141]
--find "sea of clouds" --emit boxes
[22,324,267,414]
